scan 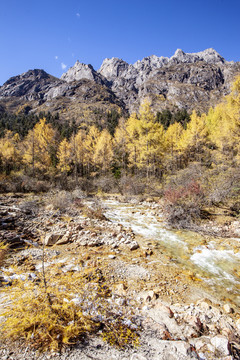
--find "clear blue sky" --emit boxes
[0,0,239,85]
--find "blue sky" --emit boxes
[0,0,239,85]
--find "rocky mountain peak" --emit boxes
[98,57,130,81]
[3,69,51,87]
[61,60,106,85]
[0,69,61,100]
[61,61,94,81]
[0,48,238,119]
[170,48,226,65]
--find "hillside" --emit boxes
[0,48,239,125]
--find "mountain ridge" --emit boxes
[0,48,239,122]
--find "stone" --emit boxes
[236,318,240,330]
[154,301,174,318]
[55,236,70,245]
[75,224,83,231]
[223,303,234,314]
[198,300,211,311]
[130,355,147,360]
[142,290,157,303]
[116,233,124,241]
[130,242,139,251]
[44,233,63,246]
[210,335,230,356]
[114,283,127,295]
[146,338,198,360]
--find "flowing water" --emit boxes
[104,199,240,306]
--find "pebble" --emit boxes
[223,303,234,314]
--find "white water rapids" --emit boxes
[103,199,240,306]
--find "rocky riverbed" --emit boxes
[0,192,240,359]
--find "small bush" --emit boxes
[206,167,240,207]
[163,180,205,227]
[93,175,119,193]
[48,191,73,212]
[19,200,40,215]
[0,259,139,352]
[119,175,146,195]
[0,174,51,193]
[82,202,107,221]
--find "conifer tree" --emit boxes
[71,129,86,177]
[113,118,129,172]
[22,118,57,175]
[179,111,210,165]
[0,130,21,174]
[84,125,101,174]
[126,113,141,174]
[57,138,72,173]
[164,122,183,172]
[94,129,113,174]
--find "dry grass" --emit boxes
[0,254,139,352]
[0,242,8,267]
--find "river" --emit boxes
[103,199,240,306]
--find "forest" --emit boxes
[0,76,240,226]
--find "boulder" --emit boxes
[44,233,63,246]
[210,335,230,357]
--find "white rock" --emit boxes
[210,335,230,356]
[223,303,234,314]
[130,242,139,251]
[130,355,147,360]
[44,233,63,246]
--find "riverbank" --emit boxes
[0,191,240,359]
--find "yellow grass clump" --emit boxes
[0,257,139,352]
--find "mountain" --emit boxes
[96,48,239,113]
[0,48,239,123]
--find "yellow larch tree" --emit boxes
[84,125,101,174]
[0,130,21,174]
[113,118,129,172]
[206,76,240,164]
[57,138,72,173]
[71,129,86,177]
[125,113,141,173]
[178,111,210,165]
[164,122,183,172]
[137,100,166,177]
[93,129,113,174]
[22,118,57,175]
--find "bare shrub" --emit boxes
[93,175,119,193]
[19,199,40,215]
[163,179,205,228]
[48,191,73,212]
[82,202,107,220]
[206,167,240,207]
[77,177,96,193]
[0,174,51,193]
[119,175,146,195]
[166,162,204,189]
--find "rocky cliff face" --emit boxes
[61,61,106,85]
[96,48,239,112]
[0,48,239,119]
[0,69,62,101]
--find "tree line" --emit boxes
[0,76,239,182]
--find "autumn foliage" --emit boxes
[0,76,239,192]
